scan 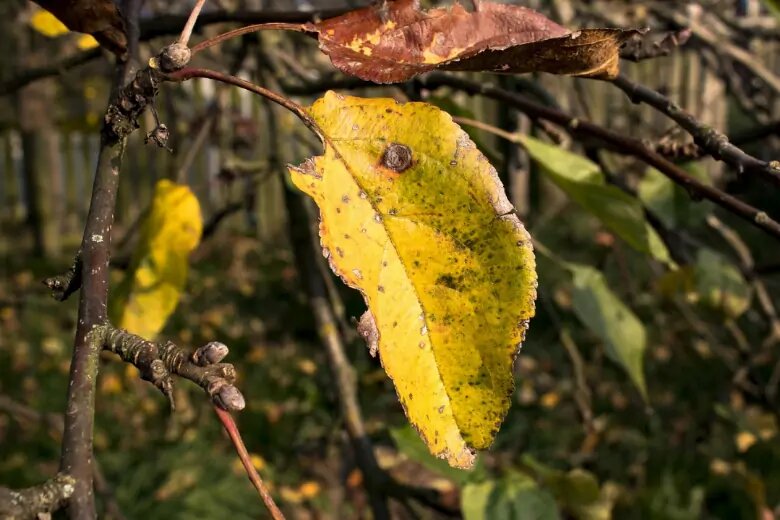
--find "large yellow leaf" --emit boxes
[289,93,537,468]
[111,180,202,339]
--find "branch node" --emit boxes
[43,252,83,302]
[158,43,192,73]
[101,325,245,411]
[144,123,173,151]
[0,474,76,519]
[192,341,230,366]
[214,384,246,411]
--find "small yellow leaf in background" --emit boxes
[298,480,321,499]
[735,431,758,453]
[231,453,266,476]
[111,180,202,339]
[290,93,537,468]
[77,34,99,50]
[100,373,123,395]
[540,391,561,409]
[30,9,69,37]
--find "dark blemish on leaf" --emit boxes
[344,234,351,239]
[336,247,344,257]
[436,274,459,290]
[438,406,445,414]
[419,341,425,349]
[381,143,413,172]
[378,285,385,292]
[336,207,341,214]
[342,194,350,203]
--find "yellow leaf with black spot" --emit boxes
[110,180,202,339]
[289,92,537,468]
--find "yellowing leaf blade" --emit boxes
[290,93,537,468]
[30,9,69,38]
[110,180,202,339]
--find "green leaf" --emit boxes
[463,472,560,520]
[566,263,648,399]
[522,456,616,520]
[694,249,752,319]
[638,166,709,228]
[390,426,479,485]
[519,135,671,265]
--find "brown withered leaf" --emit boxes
[307,0,638,83]
[32,0,127,58]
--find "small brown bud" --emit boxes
[193,341,229,366]
[215,385,246,411]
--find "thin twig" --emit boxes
[212,406,285,520]
[706,215,780,349]
[178,0,209,46]
[190,23,307,55]
[620,29,692,62]
[559,329,595,432]
[167,67,316,132]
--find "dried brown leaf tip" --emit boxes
[33,0,127,58]
[308,0,638,83]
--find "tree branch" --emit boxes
[608,73,780,187]
[0,395,126,520]
[282,73,780,241]
[0,6,358,97]
[56,1,202,515]
[0,474,76,520]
